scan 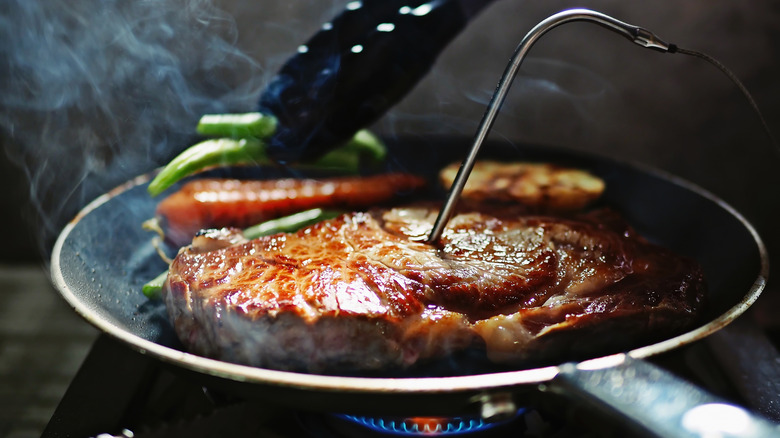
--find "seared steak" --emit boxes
[162,206,706,373]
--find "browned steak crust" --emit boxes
[162,207,706,373]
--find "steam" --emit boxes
[0,0,266,254]
[460,58,618,128]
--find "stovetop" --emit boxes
[4,264,780,438]
[38,326,780,438]
[38,335,643,437]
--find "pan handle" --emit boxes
[547,354,780,438]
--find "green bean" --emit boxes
[142,271,168,299]
[243,208,340,240]
[142,208,341,299]
[308,129,385,169]
[147,129,386,197]
[196,112,277,139]
[147,137,267,196]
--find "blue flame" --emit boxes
[337,410,523,436]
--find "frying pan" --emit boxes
[50,136,774,437]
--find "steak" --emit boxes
[162,206,706,374]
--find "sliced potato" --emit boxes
[439,161,605,211]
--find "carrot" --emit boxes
[154,173,427,246]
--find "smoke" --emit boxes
[0,0,266,254]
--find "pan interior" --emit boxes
[50,138,765,388]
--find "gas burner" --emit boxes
[43,329,780,438]
[295,410,537,438]
[334,411,523,436]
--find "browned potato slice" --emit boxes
[439,161,605,211]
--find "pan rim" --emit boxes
[49,149,769,395]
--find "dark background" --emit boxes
[1,0,778,269]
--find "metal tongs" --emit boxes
[427,8,773,243]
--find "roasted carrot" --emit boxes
[154,173,427,246]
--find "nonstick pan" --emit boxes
[50,137,774,437]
